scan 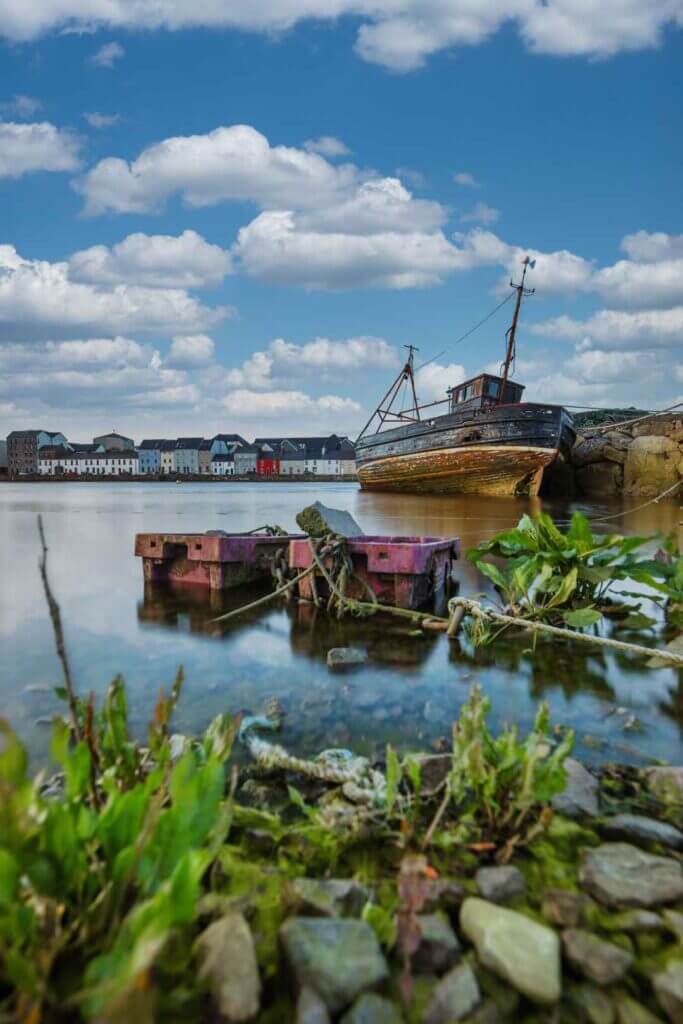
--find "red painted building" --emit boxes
[256,455,280,477]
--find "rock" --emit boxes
[624,435,680,496]
[662,909,683,941]
[460,897,561,1005]
[475,866,525,903]
[571,983,616,1024]
[409,754,452,794]
[424,963,481,1024]
[412,913,461,974]
[280,917,388,1013]
[572,435,628,468]
[422,877,466,913]
[461,1000,502,1024]
[576,462,624,497]
[542,889,591,928]
[579,843,683,908]
[600,814,683,851]
[340,994,402,1024]
[653,961,683,1022]
[296,502,364,538]
[326,648,368,671]
[196,912,261,1022]
[644,766,683,806]
[297,987,331,1024]
[562,928,633,985]
[613,992,665,1024]
[603,910,662,933]
[288,879,372,918]
[553,758,600,818]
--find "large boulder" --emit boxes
[624,435,680,496]
[576,461,624,497]
[572,434,629,467]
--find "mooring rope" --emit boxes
[580,400,683,435]
[589,479,682,523]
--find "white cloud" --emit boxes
[0,121,81,179]
[223,335,398,389]
[454,172,479,187]
[68,230,232,288]
[0,244,226,339]
[167,334,215,367]
[76,123,358,215]
[297,177,446,235]
[593,257,683,308]
[90,41,124,67]
[0,3,681,70]
[415,361,466,401]
[395,167,426,189]
[223,388,361,419]
[0,94,41,118]
[84,111,121,129]
[531,307,683,349]
[461,201,500,225]
[303,135,350,157]
[620,230,683,262]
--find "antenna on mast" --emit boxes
[498,256,535,402]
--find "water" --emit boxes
[1,481,681,766]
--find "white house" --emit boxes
[210,453,235,476]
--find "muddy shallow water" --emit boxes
[1,481,681,765]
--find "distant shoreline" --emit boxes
[0,474,356,484]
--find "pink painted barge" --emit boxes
[289,535,460,609]
[134,532,300,590]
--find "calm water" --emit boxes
[1,481,681,766]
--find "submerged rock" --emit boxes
[653,961,683,1022]
[600,814,683,851]
[340,993,402,1024]
[412,913,461,974]
[553,758,600,818]
[326,648,368,671]
[460,897,561,1005]
[424,963,480,1024]
[579,843,683,908]
[280,917,388,1013]
[297,502,364,538]
[475,865,525,903]
[288,878,371,918]
[562,928,633,985]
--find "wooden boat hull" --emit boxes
[357,444,558,497]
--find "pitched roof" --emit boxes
[212,433,248,446]
[93,431,134,442]
[176,437,204,449]
[139,439,167,450]
[211,453,235,462]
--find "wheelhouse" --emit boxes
[448,373,524,414]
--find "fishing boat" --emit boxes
[355,258,575,497]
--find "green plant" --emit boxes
[467,510,667,629]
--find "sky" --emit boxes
[0,2,682,443]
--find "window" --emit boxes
[485,379,500,398]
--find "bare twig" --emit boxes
[37,515,81,741]
[422,784,450,850]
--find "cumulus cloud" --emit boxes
[68,230,232,289]
[223,388,361,419]
[621,230,683,262]
[75,124,358,216]
[454,171,479,187]
[0,121,81,179]
[0,3,681,70]
[461,201,500,225]
[167,334,215,367]
[90,41,124,67]
[303,135,350,157]
[0,94,41,118]
[0,244,226,340]
[224,336,398,389]
[531,307,683,349]
[83,111,121,129]
[415,361,466,401]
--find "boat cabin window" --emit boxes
[485,379,500,397]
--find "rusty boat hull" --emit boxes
[356,402,575,498]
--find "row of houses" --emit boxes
[5,429,357,478]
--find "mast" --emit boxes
[499,256,535,402]
[355,344,420,442]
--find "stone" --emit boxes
[603,910,662,933]
[340,994,402,1024]
[576,462,624,497]
[653,961,683,1022]
[297,987,331,1024]
[600,814,683,851]
[288,879,372,918]
[579,843,683,908]
[460,897,561,1005]
[572,435,629,468]
[613,992,665,1024]
[422,877,466,913]
[562,928,633,985]
[424,963,480,1024]
[571,983,616,1024]
[196,912,261,1022]
[662,909,683,941]
[280,917,388,1013]
[624,435,680,496]
[475,866,525,903]
[296,502,364,538]
[412,913,461,974]
[644,766,683,806]
[327,648,368,671]
[553,758,600,818]
[410,754,452,795]
[542,889,591,928]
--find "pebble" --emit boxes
[570,983,616,1024]
[542,889,591,928]
[600,813,683,851]
[280,918,388,1013]
[460,897,561,1005]
[327,648,367,671]
[662,909,683,941]
[613,992,665,1024]
[644,766,683,805]
[340,994,402,1024]
[603,910,662,933]
[296,987,331,1024]
[424,963,481,1024]
[579,843,683,908]
[422,878,466,914]
[562,928,633,985]
[412,913,461,974]
[553,758,600,818]
[196,912,261,1022]
[288,879,371,918]
[475,865,526,903]
[653,961,683,1023]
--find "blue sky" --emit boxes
[1,3,682,441]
